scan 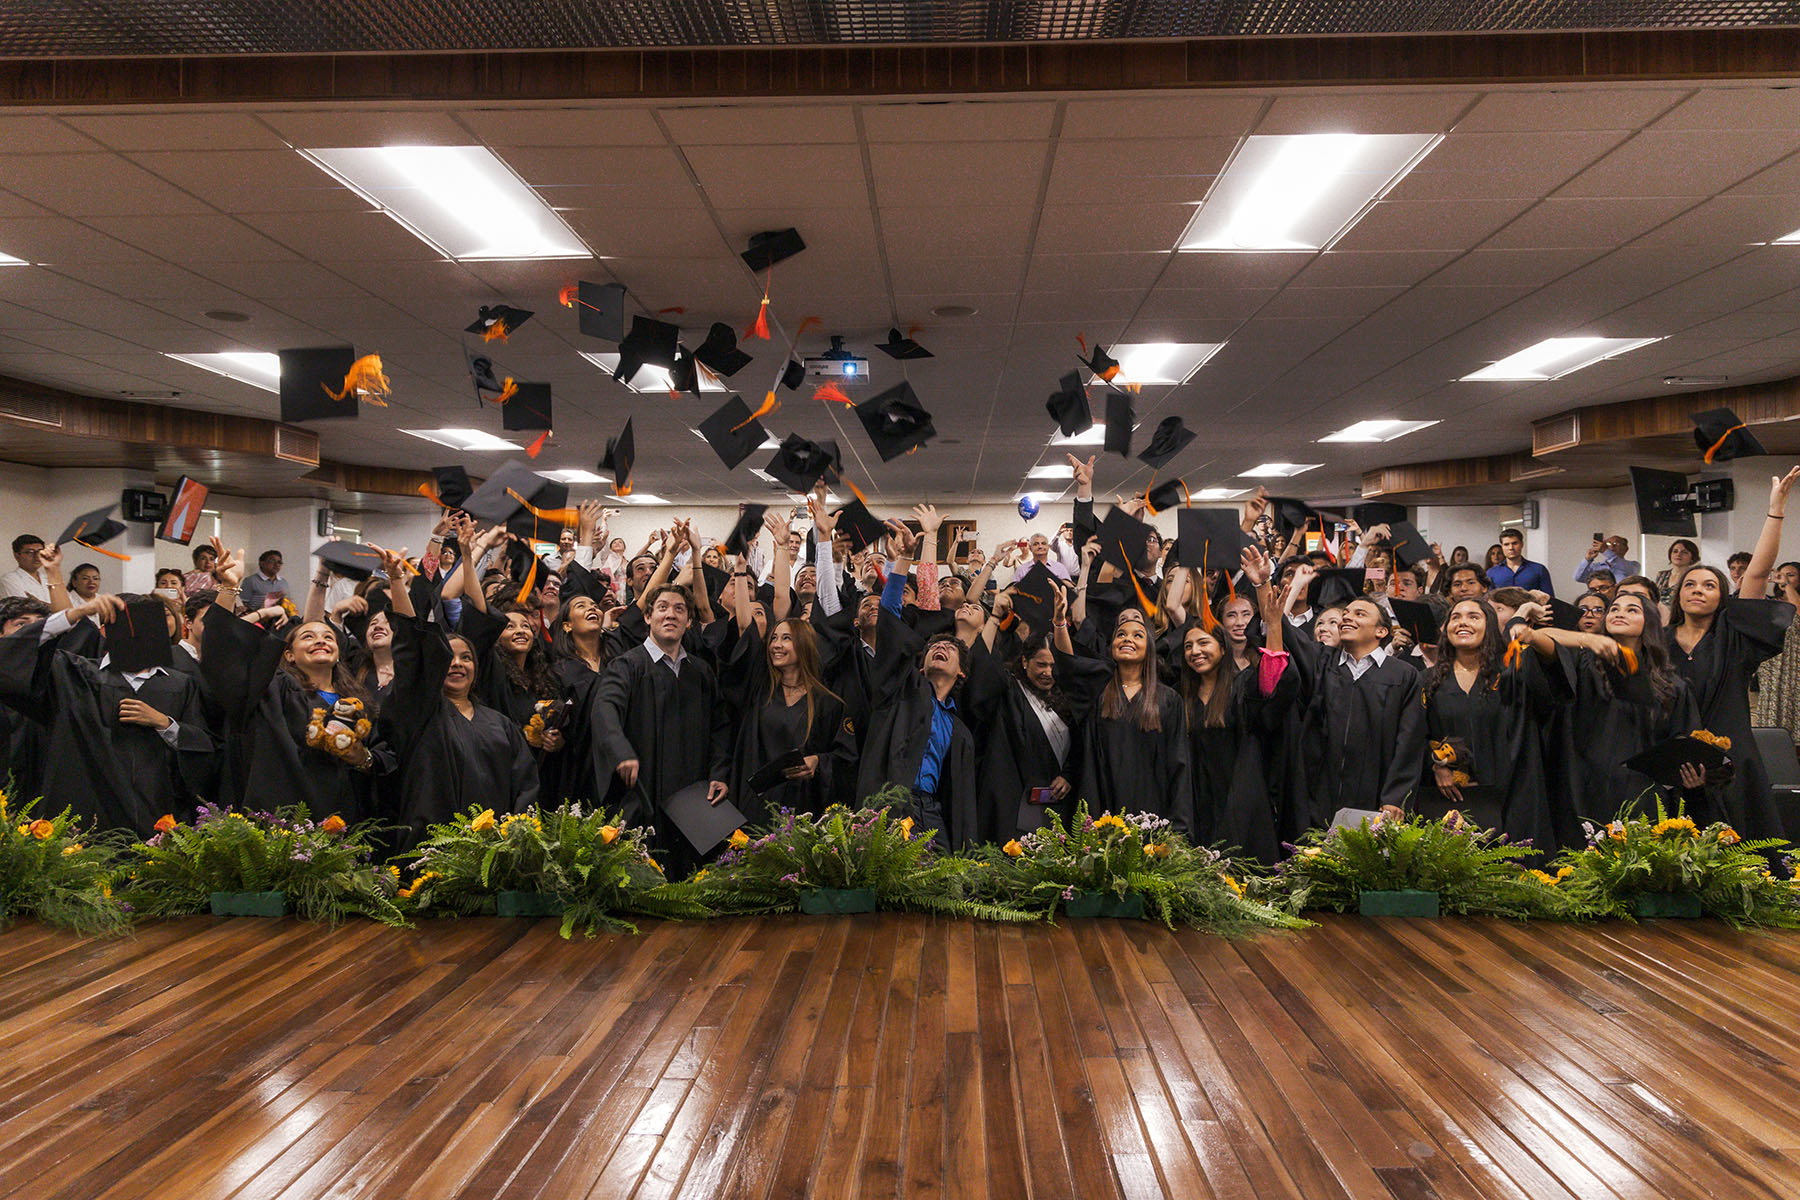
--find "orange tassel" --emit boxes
[1198,546,1218,631]
[557,283,578,308]
[418,482,447,509]
[515,555,538,605]
[657,306,685,315]
[481,377,518,406]
[74,539,130,562]
[614,480,633,499]
[795,316,822,338]
[814,383,854,407]
[747,297,770,341]
[1503,638,1523,670]
[321,354,390,406]
[1126,549,1159,620]
[844,476,868,505]
[505,488,578,527]
[482,323,509,343]
[1619,645,1639,674]
[1702,422,1746,464]
[524,430,550,459]
[732,392,778,432]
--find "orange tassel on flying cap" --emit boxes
[525,430,550,459]
[557,283,578,308]
[745,268,771,340]
[794,316,822,339]
[1702,422,1747,464]
[322,354,390,406]
[1198,545,1218,632]
[418,482,446,509]
[814,383,854,408]
[505,488,578,527]
[732,392,779,432]
[1618,645,1639,674]
[1121,541,1159,620]
[515,556,539,606]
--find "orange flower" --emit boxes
[727,829,750,849]
[469,809,497,833]
[599,825,619,844]
[27,819,54,840]
[320,814,347,834]
[1002,839,1024,857]
[153,814,177,834]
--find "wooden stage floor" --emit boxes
[2,915,1798,1200]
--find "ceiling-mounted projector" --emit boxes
[803,335,870,383]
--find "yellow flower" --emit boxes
[1092,814,1128,833]
[13,824,25,837]
[469,809,497,833]
[1719,826,1741,845]
[898,816,914,840]
[27,819,54,840]
[153,814,177,834]
[1653,816,1699,839]
[1002,839,1024,857]
[599,825,619,845]
[693,869,709,881]
[1301,846,1323,858]
[1526,868,1557,886]
[320,814,347,834]
[1144,842,1168,859]
[1607,822,1627,841]
[728,829,749,849]
[101,884,111,898]
[1555,866,1573,881]
[388,865,400,879]
[1222,875,1243,896]
[647,856,664,874]
[62,843,81,855]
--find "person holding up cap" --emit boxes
[0,534,50,602]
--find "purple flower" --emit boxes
[1061,886,1076,901]
[292,849,313,864]
[118,902,133,912]
[780,872,801,885]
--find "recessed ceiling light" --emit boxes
[540,468,606,484]
[1460,336,1662,382]
[1097,343,1225,387]
[400,428,522,452]
[588,351,725,393]
[1027,464,1075,479]
[1317,419,1440,443]
[203,309,251,323]
[1050,426,1109,447]
[1190,487,1251,501]
[1179,133,1442,252]
[619,492,670,505]
[932,304,977,319]
[0,251,27,266]
[164,350,281,393]
[1237,463,1321,478]
[299,145,590,261]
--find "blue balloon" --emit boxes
[1017,494,1040,520]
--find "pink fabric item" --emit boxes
[916,561,940,611]
[1257,649,1290,696]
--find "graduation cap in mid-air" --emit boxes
[667,348,704,397]
[698,395,769,470]
[571,281,627,342]
[1046,371,1092,438]
[740,228,806,273]
[766,434,841,494]
[501,382,552,432]
[506,480,575,543]
[1271,497,1319,541]
[465,304,533,342]
[1352,502,1408,530]
[1080,341,1121,383]
[695,322,754,378]
[1624,734,1731,789]
[463,344,518,406]
[599,419,635,495]
[780,359,807,391]
[460,461,553,527]
[1104,391,1133,457]
[1095,505,1155,576]
[279,345,361,423]
[1385,520,1433,570]
[57,504,129,559]
[1387,598,1441,647]
[105,598,173,673]
[1144,477,1189,515]
[1009,561,1062,631]
[724,505,768,557]
[614,315,681,384]
[431,465,473,511]
[1308,568,1367,610]
[314,539,385,583]
[1175,508,1252,570]
[1137,416,1195,470]
[832,499,887,553]
[875,327,933,361]
[1692,407,1767,464]
[855,380,936,461]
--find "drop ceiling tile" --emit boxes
[861,100,1057,142]
[1630,193,1800,247]
[0,190,49,219]
[1025,252,1167,293]
[1059,94,1265,140]
[882,205,1034,259]
[1157,253,1309,290]
[194,259,373,301]
[1479,195,1693,249]
[1386,130,1627,202]
[1256,91,1476,135]
[65,112,288,151]
[1424,247,1601,287]
[1043,137,1235,205]
[1453,88,1686,132]
[1287,249,1460,288]
[888,254,1026,294]
[1257,286,1408,321]
[1330,197,1532,252]
[45,258,233,301]
[456,106,668,146]
[1034,203,1194,255]
[1014,289,1146,325]
[0,117,106,153]
[682,143,867,209]
[5,153,217,217]
[658,104,857,145]
[128,149,384,214]
[258,109,474,147]
[498,144,700,206]
[244,211,447,263]
[871,141,1047,207]
[1557,129,1800,198]
[0,218,158,265]
[561,207,725,257]
[1134,287,1276,323]
[1651,86,1800,130]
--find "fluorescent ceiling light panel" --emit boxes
[1191,487,1250,500]
[165,351,281,393]
[400,428,522,451]
[1099,343,1225,387]
[619,493,670,505]
[0,251,28,266]
[1460,336,1661,382]
[1775,227,1800,244]
[586,351,725,393]
[1016,491,1055,505]
[299,145,590,261]
[1179,133,1442,252]
[1050,426,1109,447]
[1237,463,1321,478]
[1027,464,1075,479]
[540,469,606,484]
[1317,419,1440,443]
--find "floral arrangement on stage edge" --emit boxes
[971,803,1309,931]
[122,804,408,927]
[0,792,130,935]
[1552,799,1800,927]
[401,803,711,937]
[1280,812,1606,921]
[691,789,1033,921]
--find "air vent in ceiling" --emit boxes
[0,392,63,428]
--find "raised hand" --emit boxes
[1240,544,1271,588]
[911,503,942,537]
[884,520,919,559]
[210,540,244,589]
[1771,466,1800,516]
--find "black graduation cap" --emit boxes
[614,315,681,383]
[1386,520,1432,570]
[667,348,704,397]
[701,563,730,606]
[695,322,754,379]
[1175,508,1252,570]
[1137,416,1195,470]
[1624,734,1730,789]
[1045,371,1092,438]
[279,345,359,423]
[875,327,933,361]
[1104,391,1133,457]
[463,344,510,403]
[432,465,473,510]
[105,598,172,673]
[507,480,572,543]
[465,304,533,340]
[1145,477,1188,514]
[855,380,936,462]
[663,779,750,855]
[1388,598,1441,646]
[57,504,127,554]
[830,499,885,553]
[501,382,552,432]
[780,359,806,391]
[724,505,769,557]
[314,540,384,583]
[740,228,806,273]
[748,749,808,794]
[1353,502,1408,530]
[1271,497,1318,540]
[1095,505,1154,575]
[1080,342,1121,383]
[1548,597,1582,632]
[698,395,768,470]
[461,460,551,526]
[600,418,635,494]
[1692,407,1767,464]
[766,434,839,494]
[1010,562,1060,631]
[1308,568,1367,610]
[574,280,627,342]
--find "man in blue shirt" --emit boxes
[1486,530,1554,596]
[1573,535,1640,589]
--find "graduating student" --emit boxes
[1662,468,1799,835]
[377,548,539,851]
[591,581,733,874]
[1282,592,1426,838]
[854,518,981,848]
[199,541,395,822]
[0,590,214,837]
[1416,598,1562,854]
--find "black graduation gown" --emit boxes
[1282,625,1426,839]
[719,623,855,822]
[0,620,215,837]
[812,601,915,802]
[1555,647,1700,822]
[199,607,395,823]
[1666,599,1793,835]
[1057,650,1195,836]
[1418,652,1562,857]
[459,604,586,805]
[590,639,733,874]
[962,639,1090,842]
[854,672,980,850]
[381,616,539,852]
[1187,650,1298,865]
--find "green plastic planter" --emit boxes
[1633,892,1704,919]
[1063,891,1146,919]
[209,891,287,918]
[495,890,565,918]
[1358,889,1440,918]
[798,887,878,915]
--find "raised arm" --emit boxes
[636,530,677,615]
[375,547,416,619]
[36,545,71,615]
[764,511,793,622]
[1742,466,1800,600]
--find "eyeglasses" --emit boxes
[1577,605,1605,616]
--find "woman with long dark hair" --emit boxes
[1656,538,1700,605]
